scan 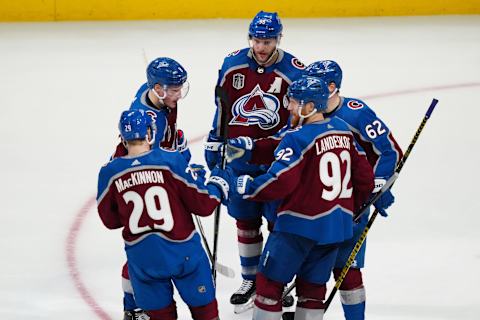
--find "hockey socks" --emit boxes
[236,219,263,280]
[123,292,138,311]
[122,264,139,311]
[334,268,366,320]
[340,298,365,320]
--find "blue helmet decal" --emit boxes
[305,60,343,89]
[248,11,283,39]
[287,76,330,112]
[118,109,155,141]
[146,57,188,89]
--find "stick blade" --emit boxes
[215,262,235,278]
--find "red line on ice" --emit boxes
[66,196,112,320]
[66,82,480,319]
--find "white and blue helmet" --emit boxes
[287,76,330,112]
[119,109,156,144]
[248,11,283,39]
[146,57,188,89]
[305,60,343,89]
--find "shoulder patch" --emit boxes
[291,58,306,70]
[347,100,364,110]
[145,110,157,121]
[227,50,241,57]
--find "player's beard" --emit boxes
[289,113,300,128]
[252,48,278,66]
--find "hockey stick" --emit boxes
[193,215,235,278]
[211,85,231,283]
[281,172,398,297]
[280,99,438,319]
[324,98,439,311]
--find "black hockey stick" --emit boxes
[193,215,235,278]
[211,85,232,283]
[280,99,438,319]
[324,98,438,311]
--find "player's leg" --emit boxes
[124,236,181,320]
[263,200,294,309]
[294,244,339,320]
[334,218,368,320]
[227,197,264,306]
[173,252,219,320]
[121,263,149,320]
[126,262,177,320]
[253,231,315,320]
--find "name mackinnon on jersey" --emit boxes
[115,170,165,192]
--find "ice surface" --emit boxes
[0,15,479,319]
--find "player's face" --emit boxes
[157,82,190,109]
[287,97,301,128]
[250,37,278,64]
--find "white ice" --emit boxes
[0,15,479,319]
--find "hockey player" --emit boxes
[113,57,192,319]
[97,109,229,320]
[218,76,374,319]
[304,60,403,320]
[227,60,403,320]
[203,10,305,309]
[114,56,191,161]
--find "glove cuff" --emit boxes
[236,175,253,195]
[243,137,254,151]
[176,130,188,152]
[373,177,387,193]
[204,138,223,152]
[207,175,229,200]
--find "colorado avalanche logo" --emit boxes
[291,58,306,70]
[347,100,364,110]
[230,84,280,130]
[145,110,157,121]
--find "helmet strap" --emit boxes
[297,103,317,126]
[328,88,338,99]
[146,128,156,146]
[151,87,167,105]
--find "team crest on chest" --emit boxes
[230,84,281,130]
[232,73,245,90]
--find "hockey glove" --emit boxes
[235,174,254,198]
[188,163,207,181]
[177,129,192,163]
[204,132,223,170]
[226,136,254,170]
[207,166,235,203]
[372,177,395,217]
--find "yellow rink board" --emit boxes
[1,0,479,22]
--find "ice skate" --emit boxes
[230,279,256,314]
[123,309,150,320]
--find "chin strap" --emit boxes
[297,104,317,126]
[253,49,279,66]
[328,88,338,99]
[151,88,166,105]
[146,128,156,146]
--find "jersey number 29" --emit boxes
[319,150,353,201]
[123,186,174,234]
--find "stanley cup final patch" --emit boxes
[233,73,245,90]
